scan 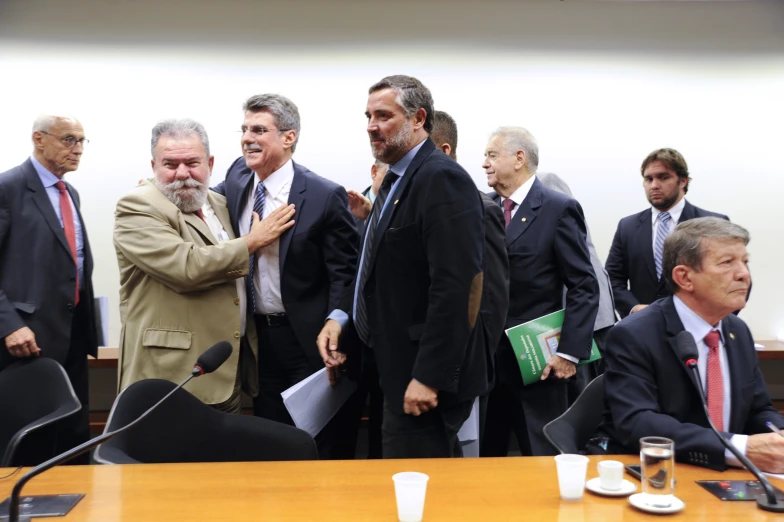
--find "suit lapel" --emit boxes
[678,200,696,223]
[23,161,73,258]
[183,210,217,245]
[663,297,702,394]
[505,177,542,247]
[280,163,306,272]
[232,168,256,235]
[721,320,745,433]
[208,192,235,240]
[635,209,657,282]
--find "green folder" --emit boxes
[504,309,602,386]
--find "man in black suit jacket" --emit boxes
[318,75,487,458]
[606,148,728,318]
[213,94,358,458]
[480,126,599,457]
[0,115,98,462]
[595,218,784,472]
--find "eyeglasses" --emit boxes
[238,125,281,137]
[39,131,90,148]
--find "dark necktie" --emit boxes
[247,182,265,313]
[354,171,399,346]
[704,330,724,431]
[503,198,515,227]
[55,181,79,306]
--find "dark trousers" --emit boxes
[59,296,91,464]
[381,397,474,459]
[252,317,353,460]
[341,347,384,459]
[567,326,611,405]
[481,378,568,457]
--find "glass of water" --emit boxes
[640,437,675,507]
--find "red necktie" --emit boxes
[704,330,724,431]
[194,209,206,222]
[55,181,79,306]
[503,198,515,227]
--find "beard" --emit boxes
[647,190,680,211]
[154,177,208,213]
[370,120,413,164]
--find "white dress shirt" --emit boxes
[238,159,293,315]
[673,295,745,467]
[201,200,247,336]
[651,196,686,251]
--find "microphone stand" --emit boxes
[686,361,784,513]
[6,372,197,522]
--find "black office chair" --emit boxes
[93,379,318,464]
[0,358,82,467]
[543,374,605,454]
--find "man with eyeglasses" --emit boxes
[0,114,97,463]
[213,94,358,459]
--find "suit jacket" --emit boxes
[0,159,97,370]
[113,182,258,404]
[353,185,373,244]
[214,159,358,370]
[599,296,784,470]
[538,172,616,331]
[606,200,728,318]
[358,138,487,414]
[491,178,599,388]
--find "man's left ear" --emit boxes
[413,108,427,130]
[282,130,297,150]
[208,155,215,174]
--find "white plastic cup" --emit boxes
[554,454,589,501]
[597,460,624,491]
[392,472,429,522]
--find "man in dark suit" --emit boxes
[480,126,599,457]
[0,115,98,462]
[318,75,488,458]
[595,217,784,472]
[213,94,358,458]
[606,148,729,318]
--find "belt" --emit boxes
[255,313,289,327]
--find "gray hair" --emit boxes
[662,217,750,293]
[374,159,386,168]
[491,126,539,172]
[150,118,210,158]
[243,94,301,152]
[369,75,434,133]
[32,114,78,133]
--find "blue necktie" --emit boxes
[247,182,265,313]
[654,211,671,280]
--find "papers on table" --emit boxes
[281,368,357,438]
[457,397,480,458]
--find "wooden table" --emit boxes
[2,456,784,521]
[756,340,784,361]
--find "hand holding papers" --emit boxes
[281,368,357,438]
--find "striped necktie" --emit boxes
[654,211,671,280]
[247,182,265,313]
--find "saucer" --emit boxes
[628,493,685,514]
[585,477,637,497]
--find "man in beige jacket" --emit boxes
[114,119,295,412]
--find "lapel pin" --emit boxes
[730,333,735,340]
[394,199,399,205]
[521,217,527,222]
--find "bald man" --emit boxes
[0,115,98,463]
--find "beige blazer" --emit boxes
[113,181,258,404]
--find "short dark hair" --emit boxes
[243,93,301,152]
[368,75,434,133]
[641,148,691,193]
[662,217,750,293]
[432,110,458,159]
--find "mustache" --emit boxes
[244,144,262,152]
[161,178,204,191]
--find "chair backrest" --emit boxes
[0,358,82,466]
[94,379,318,464]
[543,374,605,454]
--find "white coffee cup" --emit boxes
[392,472,429,522]
[597,460,624,491]
[554,454,589,501]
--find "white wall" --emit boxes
[1,0,782,345]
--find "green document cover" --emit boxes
[504,309,602,386]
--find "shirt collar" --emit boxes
[368,190,377,204]
[503,174,537,207]
[652,196,686,223]
[673,294,724,345]
[255,158,294,198]
[30,155,62,188]
[389,138,427,177]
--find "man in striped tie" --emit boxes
[595,217,784,473]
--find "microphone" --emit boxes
[6,341,233,522]
[673,331,784,513]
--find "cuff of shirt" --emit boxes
[555,353,579,364]
[327,309,349,330]
[725,434,749,468]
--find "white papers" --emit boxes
[281,368,357,438]
[457,397,480,458]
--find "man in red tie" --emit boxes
[596,217,784,472]
[0,115,98,462]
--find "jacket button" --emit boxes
[67,303,74,311]
[234,331,240,339]
[234,298,240,305]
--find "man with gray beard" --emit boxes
[113,119,294,411]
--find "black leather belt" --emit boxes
[256,313,289,327]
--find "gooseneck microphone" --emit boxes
[7,341,233,522]
[673,331,784,513]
